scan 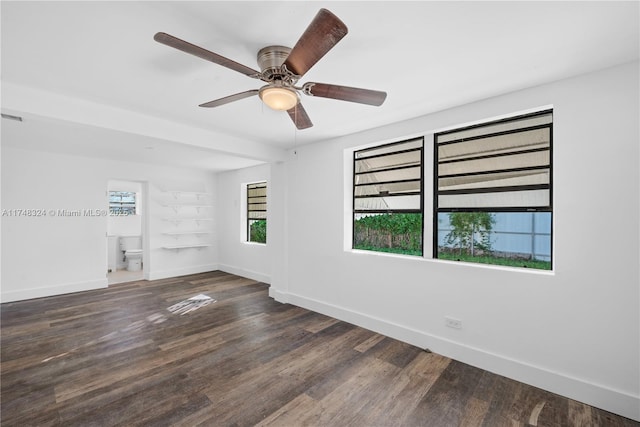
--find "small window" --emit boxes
[434,110,552,269]
[247,182,267,243]
[109,191,137,215]
[353,138,424,256]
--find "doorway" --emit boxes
[107,179,146,285]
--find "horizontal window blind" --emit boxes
[436,111,552,211]
[247,182,267,220]
[354,138,423,213]
[109,191,136,215]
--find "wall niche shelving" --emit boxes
[160,190,213,251]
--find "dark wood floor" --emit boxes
[1,271,637,427]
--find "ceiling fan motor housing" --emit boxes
[257,45,294,82]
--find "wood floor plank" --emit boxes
[407,359,486,426]
[292,356,402,426]
[378,352,452,426]
[61,372,200,425]
[302,315,340,333]
[459,396,491,426]
[194,325,369,425]
[2,271,638,427]
[568,399,595,427]
[353,332,386,353]
[366,336,424,368]
[255,393,319,427]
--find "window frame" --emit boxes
[433,109,553,268]
[246,181,267,244]
[352,137,424,256]
[108,191,137,216]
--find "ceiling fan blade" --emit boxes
[304,82,387,106]
[287,103,313,130]
[283,9,348,77]
[199,90,259,108]
[154,32,261,78]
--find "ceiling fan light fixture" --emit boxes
[259,85,298,111]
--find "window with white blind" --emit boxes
[247,182,267,244]
[434,110,552,269]
[353,138,424,256]
[109,191,137,215]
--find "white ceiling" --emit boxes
[2,1,638,171]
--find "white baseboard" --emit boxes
[269,287,288,302]
[218,264,270,284]
[270,289,640,422]
[1,278,108,303]
[147,264,218,281]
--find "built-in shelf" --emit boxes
[162,191,210,200]
[162,244,211,250]
[161,217,214,225]
[163,204,213,214]
[163,231,210,237]
[160,190,212,251]
[163,231,210,235]
[162,204,213,208]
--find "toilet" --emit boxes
[119,236,143,272]
[125,249,143,271]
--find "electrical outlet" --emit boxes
[445,316,462,329]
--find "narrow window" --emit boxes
[109,191,137,215]
[247,182,267,243]
[434,110,552,269]
[353,138,424,256]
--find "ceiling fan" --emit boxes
[154,8,387,130]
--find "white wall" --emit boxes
[216,164,272,283]
[218,62,639,420]
[1,147,218,302]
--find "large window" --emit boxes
[353,138,424,256]
[109,191,137,215]
[247,182,267,243]
[434,110,552,269]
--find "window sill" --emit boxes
[348,248,555,275]
[348,248,424,261]
[431,257,554,275]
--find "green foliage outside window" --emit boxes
[250,219,267,244]
[354,213,422,255]
[444,212,495,256]
[439,212,551,269]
